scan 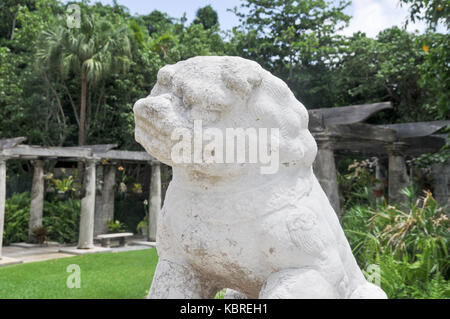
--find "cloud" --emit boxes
[339,0,429,38]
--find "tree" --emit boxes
[138,10,173,36]
[0,0,36,40]
[36,12,132,146]
[0,0,65,145]
[419,32,449,118]
[230,0,350,108]
[194,5,219,29]
[398,0,449,119]
[399,0,449,30]
[332,28,440,123]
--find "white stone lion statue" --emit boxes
[133,56,387,299]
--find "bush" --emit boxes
[2,193,80,245]
[43,198,80,244]
[338,158,378,209]
[3,192,30,245]
[342,190,449,298]
[107,220,127,233]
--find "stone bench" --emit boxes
[96,233,134,248]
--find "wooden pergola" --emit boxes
[309,102,449,215]
[0,102,448,265]
[0,140,162,264]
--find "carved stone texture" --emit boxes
[78,158,97,249]
[134,56,387,299]
[29,160,45,242]
[149,163,161,242]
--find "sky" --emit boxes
[64,0,443,38]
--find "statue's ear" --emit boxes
[157,65,175,86]
[221,61,262,98]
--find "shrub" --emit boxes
[338,158,378,209]
[343,190,449,298]
[3,192,30,245]
[107,220,127,233]
[43,198,81,244]
[2,193,80,245]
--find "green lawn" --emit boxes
[0,248,158,299]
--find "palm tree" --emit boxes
[36,13,131,146]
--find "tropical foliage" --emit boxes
[0,0,448,299]
[343,191,449,298]
[0,0,447,147]
[3,192,80,245]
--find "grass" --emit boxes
[0,248,158,299]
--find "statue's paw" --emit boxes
[350,282,388,299]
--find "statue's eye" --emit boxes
[183,95,195,108]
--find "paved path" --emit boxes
[2,242,154,264]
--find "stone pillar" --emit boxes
[431,163,450,208]
[374,157,388,203]
[386,142,410,204]
[78,158,97,249]
[313,133,341,217]
[28,160,45,242]
[94,164,116,236]
[148,162,161,242]
[94,164,104,237]
[0,158,6,259]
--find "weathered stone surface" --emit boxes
[29,160,45,242]
[94,165,116,236]
[78,159,97,249]
[309,102,392,127]
[134,56,387,299]
[431,163,450,208]
[386,142,410,204]
[313,132,341,216]
[149,163,161,242]
[375,157,388,203]
[94,164,104,237]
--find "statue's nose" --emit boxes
[134,94,172,116]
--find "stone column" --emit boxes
[94,164,104,237]
[386,142,410,204]
[148,162,161,242]
[94,164,116,236]
[313,133,341,217]
[0,158,6,259]
[374,157,388,203]
[28,160,45,242]
[78,158,97,249]
[431,163,450,208]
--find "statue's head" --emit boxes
[134,56,317,178]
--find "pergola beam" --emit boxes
[333,134,446,156]
[379,120,450,138]
[328,123,397,143]
[0,137,27,150]
[309,102,392,127]
[0,145,92,158]
[95,150,156,162]
[70,144,118,154]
